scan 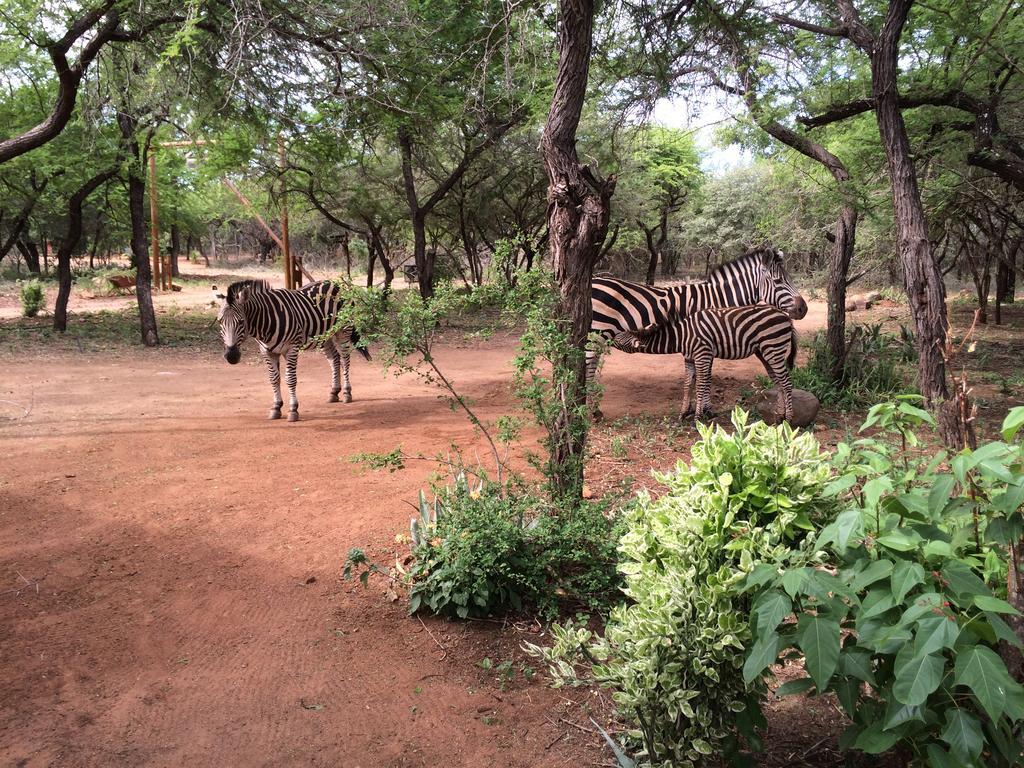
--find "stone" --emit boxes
[755,388,820,428]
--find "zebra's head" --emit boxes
[215,281,260,365]
[751,247,808,320]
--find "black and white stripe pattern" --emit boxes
[612,305,798,422]
[588,246,806,417]
[217,279,370,422]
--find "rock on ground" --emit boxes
[756,388,820,427]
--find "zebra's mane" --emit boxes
[705,247,778,284]
[225,279,272,305]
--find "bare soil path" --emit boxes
[0,305,826,768]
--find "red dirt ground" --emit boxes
[0,306,826,768]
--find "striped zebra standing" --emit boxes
[612,305,798,422]
[589,246,806,418]
[216,279,370,422]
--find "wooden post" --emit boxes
[278,136,296,288]
[148,150,161,291]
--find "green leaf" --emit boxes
[925,743,958,768]
[942,562,991,603]
[891,561,926,604]
[940,709,983,763]
[851,559,894,592]
[953,645,1022,722]
[1002,407,1024,442]
[913,616,960,656]
[883,698,924,731]
[827,507,862,551]
[854,719,902,754]
[824,473,857,498]
[743,632,781,684]
[752,591,792,639]
[838,648,877,685]
[984,612,1024,650]
[973,595,1020,615]
[863,476,894,509]
[860,587,896,620]
[928,475,956,517]
[893,645,944,706]
[876,530,919,552]
[798,616,840,692]
[775,677,814,696]
[781,568,808,598]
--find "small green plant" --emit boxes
[792,322,912,407]
[19,280,45,317]
[405,470,624,619]
[527,410,835,767]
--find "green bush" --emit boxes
[407,473,624,619]
[19,280,45,317]
[792,323,912,407]
[743,400,1024,767]
[529,410,835,767]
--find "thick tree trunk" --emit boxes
[54,167,118,331]
[835,0,956,443]
[118,112,159,347]
[874,50,949,400]
[541,0,616,502]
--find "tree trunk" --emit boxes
[340,232,352,280]
[118,112,159,347]
[54,167,119,331]
[852,0,956,442]
[826,204,857,381]
[170,222,180,278]
[18,240,41,273]
[541,0,616,502]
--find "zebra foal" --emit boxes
[216,279,370,422]
[612,305,797,422]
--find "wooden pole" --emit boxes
[278,136,295,288]
[148,150,161,291]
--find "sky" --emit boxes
[650,94,753,175]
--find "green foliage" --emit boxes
[528,410,835,767]
[19,280,44,317]
[792,323,913,407]
[407,472,624,619]
[743,402,1024,767]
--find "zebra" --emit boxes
[612,304,798,422]
[588,246,807,419]
[215,279,370,422]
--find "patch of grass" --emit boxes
[791,322,914,408]
[0,305,219,355]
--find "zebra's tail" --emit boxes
[351,329,372,361]
[787,328,798,370]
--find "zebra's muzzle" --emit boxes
[788,296,808,320]
[224,346,241,365]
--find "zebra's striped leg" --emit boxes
[262,348,284,420]
[339,342,353,403]
[694,355,714,422]
[324,342,342,402]
[586,346,603,421]
[681,357,696,417]
[283,347,300,422]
